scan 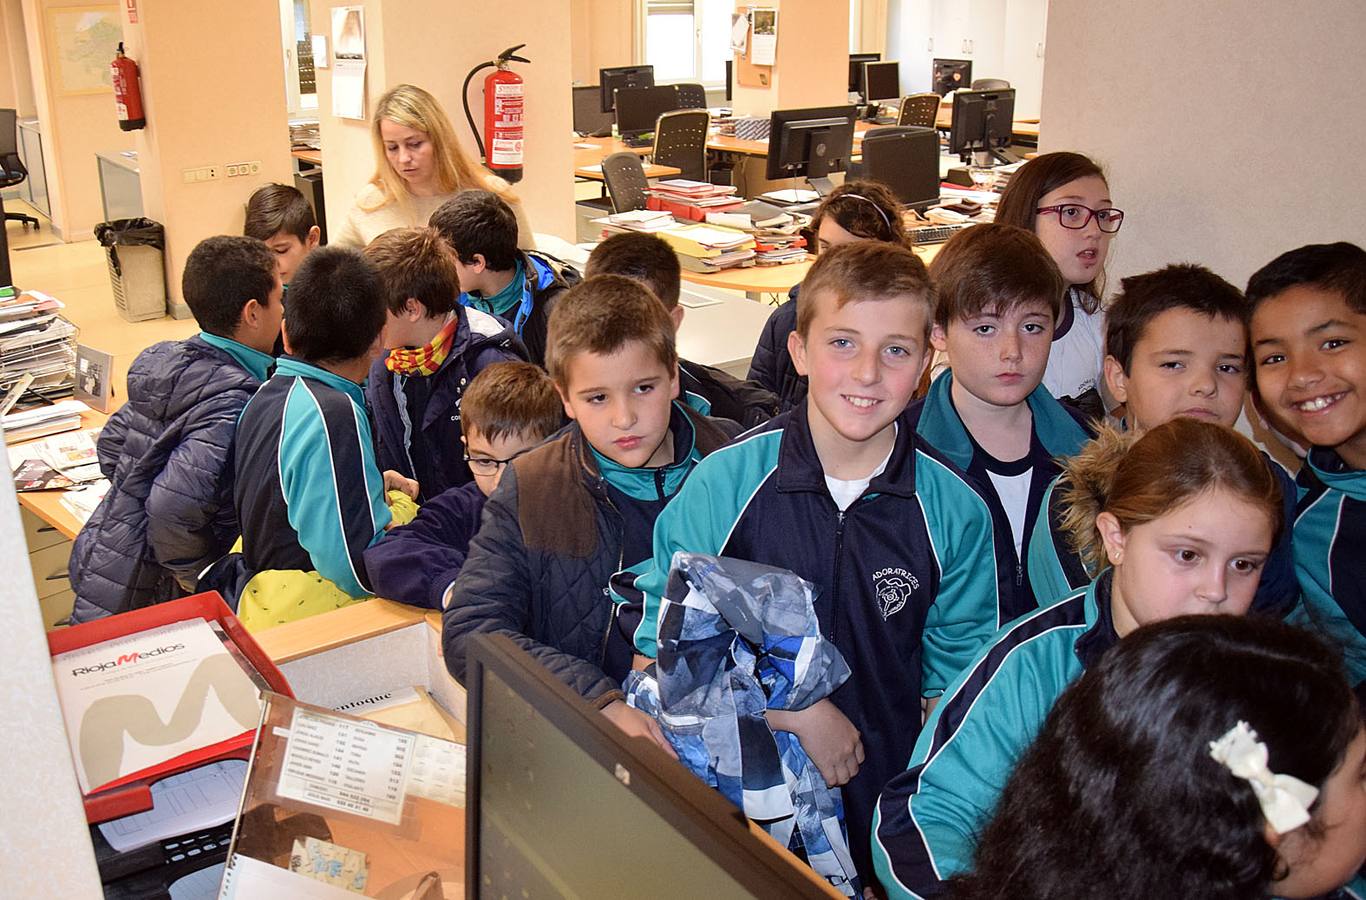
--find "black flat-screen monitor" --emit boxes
[725,59,733,102]
[465,634,840,899]
[848,52,880,95]
[572,85,614,137]
[949,88,1016,163]
[599,65,654,112]
[860,125,940,210]
[932,58,972,96]
[766,105,858,194]
[863,60,901,103]
[615,84,681,140]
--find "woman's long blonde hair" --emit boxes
[361,83,517,211]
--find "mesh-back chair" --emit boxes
[601,151,651,213]
[675,82,707,111]
[652,109,710,183]
[971,78,1010,91]
[0,109,38,229]
[897,93,941,128]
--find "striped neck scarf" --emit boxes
[384,314,457,376]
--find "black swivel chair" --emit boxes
[970,78,1010,91]
[601,151,651,213]
[1,109,39,230]
[674,82,707,111]
[652,109,710,182]
[897,93,941,128]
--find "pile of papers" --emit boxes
[2,397,88,444]
[646,179,744,222]
[657,223,757,274]
[0,289,78,403]
[705,200,810,266]
[592,208,677,236]
[289,118,321,150]
[9,425,103,489]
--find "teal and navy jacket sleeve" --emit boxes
[1025,472,1092,607]
[913,448,1008,695]
[872,584,1098,898]
[1294,454,1366,685]
[277,378,391,597]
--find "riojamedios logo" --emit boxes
[70,643,186,677]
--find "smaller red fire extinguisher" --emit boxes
[462,45,530,184]
[111,42,146,132]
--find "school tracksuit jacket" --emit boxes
[908,374,1091,620]
[1294,447,1366,687]
[611,401,1001,885]
[1026,448,1301,617]
[871,573,1120,898]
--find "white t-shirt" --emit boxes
[1042,286,1105,406]
[824,445,894,512]
[986,468,1033,557]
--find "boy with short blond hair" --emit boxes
[614,241,1000,887]
[243,183,319,285]
[1249,241,1366,687]
[364,226,523,500]
[442,275,737,745]
[364,361,563,609]
[1027,263,1299,615]
[911,224,1091,620]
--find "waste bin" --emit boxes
[95,218,166,323]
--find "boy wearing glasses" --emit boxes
[443,276,738,745]
[364,227,525,502]
[364,362,563,610]
[913,224,1091,620]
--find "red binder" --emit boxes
[46,591,292,824]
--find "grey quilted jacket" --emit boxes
[68,336,264,621]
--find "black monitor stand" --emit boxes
[961,110,1019,166]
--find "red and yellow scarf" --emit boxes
[385,315,458,376]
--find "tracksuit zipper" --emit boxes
[597,480,626,667]
[830,507,847,646]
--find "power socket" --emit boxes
[225,160,263,177]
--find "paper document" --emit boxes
[276,708,414,825]
[761,189,820,204]
[52,619,262,794]
[169,862,226,900]
[97,760,248,853]
[219,853,359,900]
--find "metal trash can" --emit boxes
[95,218,167,322]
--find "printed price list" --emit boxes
[277,708,413,825]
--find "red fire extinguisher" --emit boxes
[461,45,530,184]
[111,42,146,132]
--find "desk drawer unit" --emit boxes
[21,506,74,627]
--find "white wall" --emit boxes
[1041,0,1366,288]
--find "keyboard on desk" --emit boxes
[908,222,974,245]
[621,134,654,149]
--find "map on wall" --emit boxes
[46,5,120,95]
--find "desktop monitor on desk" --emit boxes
[765,105,858,197]
[573,85,614,137]
[859,126,940,211]
[599,65,654,112]
[465,633,842,899]
[932,58,973,96]
[949,87,1017,164]
[848,52,880,97]
[615,84,682,142]
[861,60,901,120]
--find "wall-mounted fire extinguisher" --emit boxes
[111,42,146,132]
[461,45,530,184]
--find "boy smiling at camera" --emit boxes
[613,241,1000,888]
[442,276,737,748]
[1249,241,1366,689]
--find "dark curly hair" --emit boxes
[950,615,1359,900]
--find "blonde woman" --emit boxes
[333,83,533,249]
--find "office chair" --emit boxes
[970,78,1011,91]
[675,82,707,111]
[0,109,39,230]
[897,93,941,128]
[601,151,651,213]
[652,109,710,182]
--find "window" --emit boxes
[279,0,317,115]
[641,0,734,88]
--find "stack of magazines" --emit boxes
[0,288,78,403]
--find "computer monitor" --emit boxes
[863,61,901,104]
[859,125,940,210]
[465,634,841,899]
[614,84,681,141]
[949,87,1017,164]
[932,58,973,96]
[572,85,614,137]
[765,105,857,196]
[725,59,733,102]
[848,52,880,96]
[599,65,654,113]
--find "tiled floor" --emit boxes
[9,223,196,404]
[3,197,63,252]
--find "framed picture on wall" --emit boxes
[44,5,119,95]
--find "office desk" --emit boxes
[573,136,653,167]
[291,148,323,166]
[681,240,943,300]
[575,161,681,181]
[933,103,1040,141]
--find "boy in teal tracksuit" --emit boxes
[1249,241,1366,688]
[613,242,1000,888]
[912,225,1090,620]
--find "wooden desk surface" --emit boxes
[291,148,322,165]
[253,597,430,663]
[13,409,110,541]
[575,161,681,182]
[573,137,652,168]
[681,237,942,295]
